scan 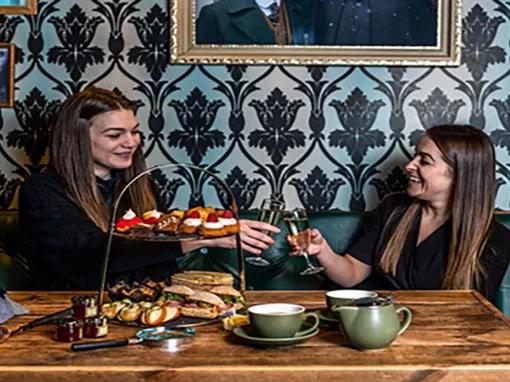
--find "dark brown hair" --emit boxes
[50,87,156,231]
[379,125,496,290]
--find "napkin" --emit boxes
[0,288,29,324]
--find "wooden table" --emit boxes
[1,290,510,381]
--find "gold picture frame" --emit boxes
[0,0,37,15]
[0,43,15,108]
[170,0,462,66]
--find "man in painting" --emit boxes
[313,0,438,46]
[196,0,314,45]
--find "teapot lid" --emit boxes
[352,295,394,307]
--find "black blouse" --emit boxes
[19,170,182,290]
[348,193,510,303]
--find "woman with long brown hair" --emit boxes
[19,87,278,290]
[291,125,510,302]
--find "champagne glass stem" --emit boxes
[302,252,314,268]
[299,251,324,276]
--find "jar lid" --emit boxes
[58,318,84,328]
[84,315,108,326]
[71,295,96,305]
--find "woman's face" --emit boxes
[89,108,140,179]
[405,135,454,205]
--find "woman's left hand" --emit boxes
[182,219,280,255]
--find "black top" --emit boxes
[348,193,510,303]
[19,170,182,290]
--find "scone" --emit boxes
[199,213,227,237]
[187,206,215,221]
[218,209,240,235]
[180,211,202,234]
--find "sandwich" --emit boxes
[170,271,233,291]
[160,284,195,306]
[140,304,180,326]
[209,285,245,310]
[180,290,226,319]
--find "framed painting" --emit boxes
[0,0,37,14]
[170,0,462,66]
[0,43,15,108]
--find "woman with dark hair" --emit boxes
[19,87,278,290]
[290,125,510,303]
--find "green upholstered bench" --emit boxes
[0,210,29,290]
[2,210,510,316]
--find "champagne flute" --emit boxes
[245,198,285,267]
[284,208,324,276]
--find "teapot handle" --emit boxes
[395,306,412,336]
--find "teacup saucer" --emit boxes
[233,325,319,347]
[317,309,339,324]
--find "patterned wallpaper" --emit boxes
[0,0,509,212]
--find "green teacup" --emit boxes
[248,303,319,339]
[325,290,378,310]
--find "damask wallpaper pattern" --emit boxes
[0,0,509,211]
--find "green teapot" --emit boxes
[332,296,412,350]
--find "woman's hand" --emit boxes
[288,228,324,256]
[184,219,280,255]
[237,219,280,254]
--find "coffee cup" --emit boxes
[248,303,319,338]
[325,290,378,310]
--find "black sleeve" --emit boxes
[19,173,183,290]
[196,6,221,44]
[347,193,410,266]
[478,223,510,304]
[19,173,106,289]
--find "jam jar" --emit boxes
[83,316,109,338]
[55,318,83,342]
[71,295,98,320]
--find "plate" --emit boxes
[112,231,200,242]
[232,325,319,347]
[317,309,339,324]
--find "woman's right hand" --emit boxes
[288,228,324,257]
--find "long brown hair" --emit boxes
[379,125,496,290]
[50,87,156,231]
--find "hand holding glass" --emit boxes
[245,198,284,267]
[284,208,324,276]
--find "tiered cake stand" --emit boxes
[97,163,244,306]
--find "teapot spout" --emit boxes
[331,305,359,330]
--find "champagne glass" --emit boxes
[245,198,285,267]
[284,208,324,276]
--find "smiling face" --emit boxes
[89,108,141,179]
[405,135,454,206]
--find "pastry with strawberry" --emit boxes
[180,210,203,235]
[142,209,162,225]
[115,209,143,232]
[218,209,240,235]
[199,213,227,237]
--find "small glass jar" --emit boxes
[83,316,109,338]
[71,295,98,320]
[55,318,83,342]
